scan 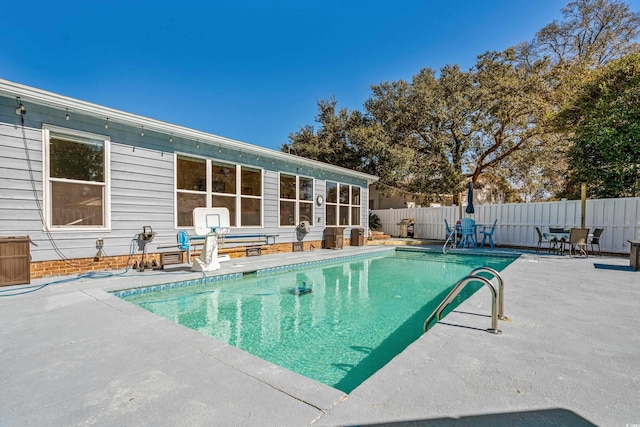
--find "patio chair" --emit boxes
[444,218,458,241]
[562,228,590,257]
[444,218,453,236]
[590,228,604,256]
[535,226,554,254]
[458,218,477,248]
[479,219,497,248]
[547,227,567,253]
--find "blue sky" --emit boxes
[2,0,638,151]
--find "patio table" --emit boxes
[544,230,593,255]
[455,222,483,248]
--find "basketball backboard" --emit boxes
[193,207,231,236]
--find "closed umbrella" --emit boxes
[465,181,475,214]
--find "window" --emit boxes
[44,127,110,230]
[211,161,236,226]
[351,186,361,226]
[339,184,350,226]
[325,182,362,226]
[299,176,314,224]
[279,174,314,226]
[176,156,206,227]
[175,154,262,228]
[240,167,262,226]
[326,182,337,226]
[279,174,296,226]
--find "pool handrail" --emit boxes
[443,226,457,254]
[423,273,502,334]
[468,267,507,320]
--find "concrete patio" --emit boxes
[0,245,638,426]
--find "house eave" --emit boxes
[0,78,379,184]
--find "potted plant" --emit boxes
[368,212,382,240]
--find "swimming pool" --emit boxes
[116,249,517,393]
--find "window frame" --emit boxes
[175,153,264,228]
[325,181,362,227]
[278,172,315,228]
[42,125,111,231]
[238,165,263,227]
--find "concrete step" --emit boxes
[370,232,391,240]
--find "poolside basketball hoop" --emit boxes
[191,207,231,272]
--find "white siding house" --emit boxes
[0,79,378,278]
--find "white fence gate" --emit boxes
[372,197,640,254]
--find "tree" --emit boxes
[560,53,640,198]
[536,0,640,68]
[365,52,553,199]
[471,49,552,185]
[50,138,104,182]
[288,55,553,201]
[283,98,359,168]
[284,98,414,186]
[284,0,640,201]
[511,0,640,198]
[365,65,474,198]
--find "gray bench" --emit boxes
[166,231,278,262]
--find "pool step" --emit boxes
[367,239,434,246]
[370,231,391,240]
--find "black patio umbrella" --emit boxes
[465,181,475,214]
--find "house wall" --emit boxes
[0,93,370,277]
[369,185,417,210]
[368,185,454,210]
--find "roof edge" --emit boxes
[0,78,379,183]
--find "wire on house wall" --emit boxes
[373,182,430,199]
[0,237,190,297]
[17,99,102,268]
[1,81,375,185]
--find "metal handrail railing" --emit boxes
[443,227,457,254]
[469,267,508,321]
[423,269,506,334]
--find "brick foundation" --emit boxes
[30,239,332,279]
[30,255,137,279]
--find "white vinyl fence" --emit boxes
[372,197,640,254]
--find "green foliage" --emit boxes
[366,65,472,196]
[50,138,104,182]
[283,0,640,201]
[472,49,552,181]
[562,53,640,198]
[536,0,640,68]
[284,98,415,187]
[368,212,382,230]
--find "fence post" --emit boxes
[581,183,587,229]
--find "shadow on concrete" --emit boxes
[593,263,636,272]
[451,309,491,318]
[438,322,490,333]
[332,277,490,393]
[352,407,596,427]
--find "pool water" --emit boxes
[120,250,516,393]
